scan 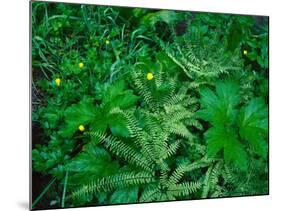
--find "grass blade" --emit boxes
[61,171,69,208]
[32,177,56,209]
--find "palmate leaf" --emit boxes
[66,144,119,177]
[108,113,131,137]
[198,80,268,170]
[101,80,139,137]
[60,97,97,137]
[60,81,139,138]
[102,80,139,109]
[66,144,120,206]
[238,98,268,158]
[197,81,248,170]
[197,81,240,125]
[205,125,248,170]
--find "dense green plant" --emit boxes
[31,2,269,209]
[160,28,242,86]
[197,81,268,170]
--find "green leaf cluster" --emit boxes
[31,2,269,209]
[198,81,268,170]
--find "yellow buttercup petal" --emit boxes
[147,72,153,80]
[55,78,61,86]
[78,125,85,132]
[79,62,84,69]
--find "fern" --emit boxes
[71,104,207,203]
[158,28,243,89]
[131,62,202,143]
[167,181,202,197]
[170,158,215,185]
[72,171,155,200]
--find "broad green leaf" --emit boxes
[205,125,248,170]
[102,80,139,109]
[66,144,119,185]
[141,10,178,27]
[108,113,130,137]
[198,81,240,125]
[110,91,139,109]
[109,187,139,204]
[238,98,268,158]
[60,98,96,137]
[198,81,250,170]
[224,137,248,170]
[205,126,225,157]
[102,80,126,103]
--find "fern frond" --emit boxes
[139,184,160,202]
[210,162,222,185]
[131,69,155,108]
[164,104,193,122]
[159,27,243,83]
[168,122,194,140]
[109,108,141,139]
[89,132,154,171]
[154,62,164,88]
[167,181,201,197]
[72,171,155,200]
[201,165,214,198]
[184,119,203,130]
[169,158,215,185]
[222,164,237,185]
[164,140,181,159]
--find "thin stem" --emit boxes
[61,171,69,208]
[32,177,56,209]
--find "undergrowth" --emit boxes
[31,2,269,209]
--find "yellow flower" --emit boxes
[105,40,110,45]
[78,125,85,132]
[243,50,248,55]
[146,72,154,80]
[79,62,84,69]
[55,78,61,86]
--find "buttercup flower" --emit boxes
[55,78,61,86]
[243,50,248,55]
[78,125,85,132]
[79,62,84,69]
[147,72,153,80]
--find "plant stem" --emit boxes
[61,171,69,208]
[32,177,56,209]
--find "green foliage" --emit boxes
[159,26,243,90]
[238,98,268,158]
[31,2,269,209]
[197,81,268,170]
[60,80,139,138]
[60,98,96,137]
[109,187,139,204]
